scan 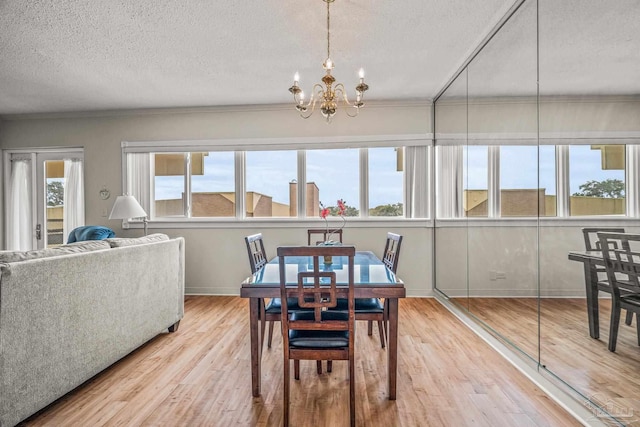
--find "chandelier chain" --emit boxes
[326,0,331,59]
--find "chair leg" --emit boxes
[294,360,300,380]
[284,358,290,427]
[609,302,622,352]
[377,320,386,349]
[316,360,323,374]
[260,299,267,351]
[267,320,275,348]
[626,310,633,326]
[367,320,373,336]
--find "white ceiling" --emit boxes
[0,0,637,116]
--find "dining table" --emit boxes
[240,250,406,400]
[568,250,605,339]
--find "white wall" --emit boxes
[0,102,433,296]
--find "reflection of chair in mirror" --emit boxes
[277,245,356,427]
[307,228,343,245]
[598,232,640,352]
[582,227,633,325]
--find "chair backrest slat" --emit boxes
[382,232,403,273]
[598,232,640,296]
[583,227,625,251]
[307,229,343,245]
[245,233,267,274]
[278,245,355,329]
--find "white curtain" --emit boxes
[404,146,429,218]
[126,153,151,214]
[436,145,464,218]
[63,159,85,243]
[8,159,32,250]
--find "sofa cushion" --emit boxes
[106,233,169,248]
[0,240,110,263]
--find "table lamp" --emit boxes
[109,195,148,236]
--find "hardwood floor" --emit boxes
[461,297,640,427]
[21,296,579,427]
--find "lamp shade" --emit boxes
[109,195,147,220]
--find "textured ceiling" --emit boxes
[0,0,637,116]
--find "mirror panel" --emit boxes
[538,0,640,422]
[465,0,539,358]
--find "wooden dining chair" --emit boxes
[278,245,356,427]
[245,233,277,350]
[582,227,633,325]
[598,232,640,352]
[307,228,343,245]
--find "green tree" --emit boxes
[47,181,65,206]
[370,203,403,216]
[572,179,625,198]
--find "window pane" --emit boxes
[569,145,625,216]
[154,153,186,217]
[464,146,488,217]
[368,147,404,217]
[191,151,235,217]
[500,145,556,217]
[306,148,360,217]
[246,150,297,217]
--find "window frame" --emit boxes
[119,135,432,229]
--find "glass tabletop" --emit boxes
[246,251,400,286]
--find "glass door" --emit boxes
[4,149,84,250]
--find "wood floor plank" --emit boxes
[20,296,580,427]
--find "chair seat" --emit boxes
[288,310,349,348]
[621,293,640,307]
[265,298,301,314]
[333,298,384,313]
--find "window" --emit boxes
[500,145,556,217]
[368,147,404,217]
[569,145,625,216]
[123,137,430,222]
[246,150,297,218]
[191,152,235,218]
[306,148,360,216]
[464,146,488,217]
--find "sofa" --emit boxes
[0,234,185,427]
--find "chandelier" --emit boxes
[288,0,369,123]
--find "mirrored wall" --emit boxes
[434,1,640,425]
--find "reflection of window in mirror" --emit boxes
[569,145,625,216]
[463,145,488,217]
[500,145,556,217]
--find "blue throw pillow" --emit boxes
[67,226,116,243]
